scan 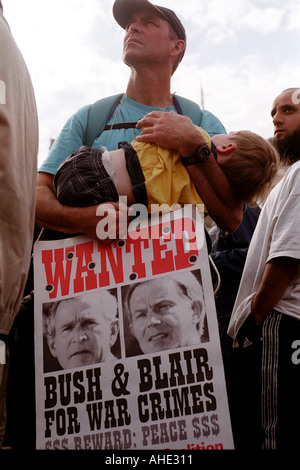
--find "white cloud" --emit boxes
[174,52,300,140]
[241,7,283,33]
[285,1,300,30]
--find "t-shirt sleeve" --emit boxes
[38,105,90,175]
[200,109,226,136]
[267,194,300,262]
[268,168,300,262]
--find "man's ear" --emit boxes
[215,143,235,155]
[191,300,203,329]
[109,319,119,347]
[47,335,57,358]
[170,39,185,58]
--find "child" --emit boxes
[53,126,279,213]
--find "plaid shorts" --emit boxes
[53,144,147,207]
[54,146,119,207]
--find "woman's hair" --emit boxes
[221,130,279,205]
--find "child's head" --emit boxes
[213,130,279,205]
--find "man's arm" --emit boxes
[251,257,300,325]
[36,172,131,242]
[136,111,243,232]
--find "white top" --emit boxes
[228,161,300,344]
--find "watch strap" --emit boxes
[181,143,211,166]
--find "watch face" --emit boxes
[181,144,211,166]
[197,144,210,161]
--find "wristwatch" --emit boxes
[181,143,211,166]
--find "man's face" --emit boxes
[271,89,300,142]
[271,89,300,163]
[49,298,116,369]
[122,8,175,69]
[129,278,201,354]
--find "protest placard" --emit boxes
[33,206,234,450]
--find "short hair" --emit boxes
[45,291,118,340]
[124,271,204,324]
[221,130,279,205]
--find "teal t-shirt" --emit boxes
[39,95,225,175]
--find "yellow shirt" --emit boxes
[131,126,211,213]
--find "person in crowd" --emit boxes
[44,291,120,371]
[36,0,244,242]
[0,1,38,449]
[123,271,207,356]
[228,87,300,450]
[272,88,300,166]
[210,205,261,350]
[52,127,278,230]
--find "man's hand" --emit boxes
[136,111,205,156]
[95,201,132,243]
[36,172,132,243]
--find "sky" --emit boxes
[3,0,300,166]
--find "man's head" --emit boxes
[124,271,207,354]
[271,88,300,165]
[45,292,119,369]
[113,0,186,74]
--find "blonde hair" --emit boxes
[221,130,279,205]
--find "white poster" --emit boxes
[33,206,234,451]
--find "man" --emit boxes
[0,1,38,449]
[228,87,300,450]
[124,271,207,356]
[272,87,300,166]
[36,0,243,242]
[44,291,119,371]
[210,205,261,349]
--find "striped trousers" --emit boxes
[233,310,300,450]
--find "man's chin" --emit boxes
[274,134,285,141]
[67,352,95,368]
[274,125,300,164]
[145,337,177,353]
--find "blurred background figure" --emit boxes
[0,0,38,450]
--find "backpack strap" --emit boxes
[175,95,226,136]
[173,95,203,126]
[83,93,124,147]
[83,93,204,147]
